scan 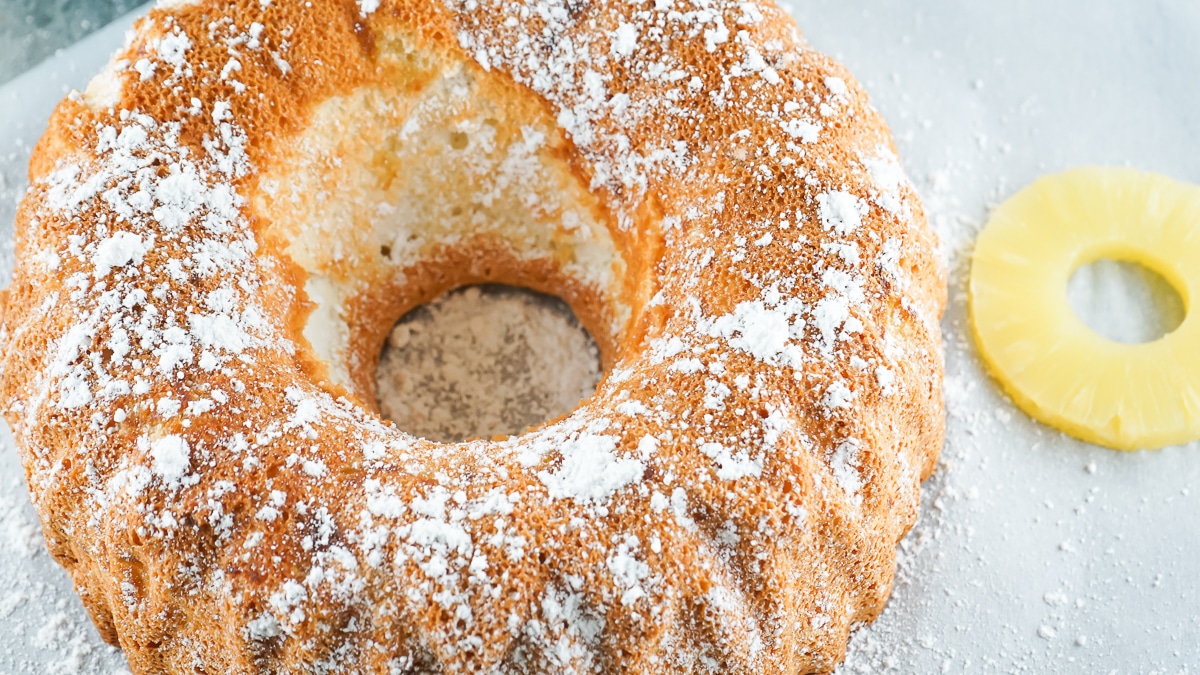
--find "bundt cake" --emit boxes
[0,0,945,671]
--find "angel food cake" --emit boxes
[0,0,945,671]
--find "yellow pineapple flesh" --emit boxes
[970,167,1200,450]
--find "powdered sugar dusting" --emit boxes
[91,231,150,278]
[149,434,190,487]
[818,190,867,236]
[538,433,644,503]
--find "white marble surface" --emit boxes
[0,0,140,86]
[1,2,1198,673]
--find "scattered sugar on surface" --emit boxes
[0,477,128,673]
[375,286,602,443]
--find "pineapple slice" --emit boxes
[970,167,1200,450]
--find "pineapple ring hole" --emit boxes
[1067,258,1187,344]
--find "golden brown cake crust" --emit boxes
[0,0,945,672]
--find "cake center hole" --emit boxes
[375,285,603,443]
[1067,259,1185,344]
